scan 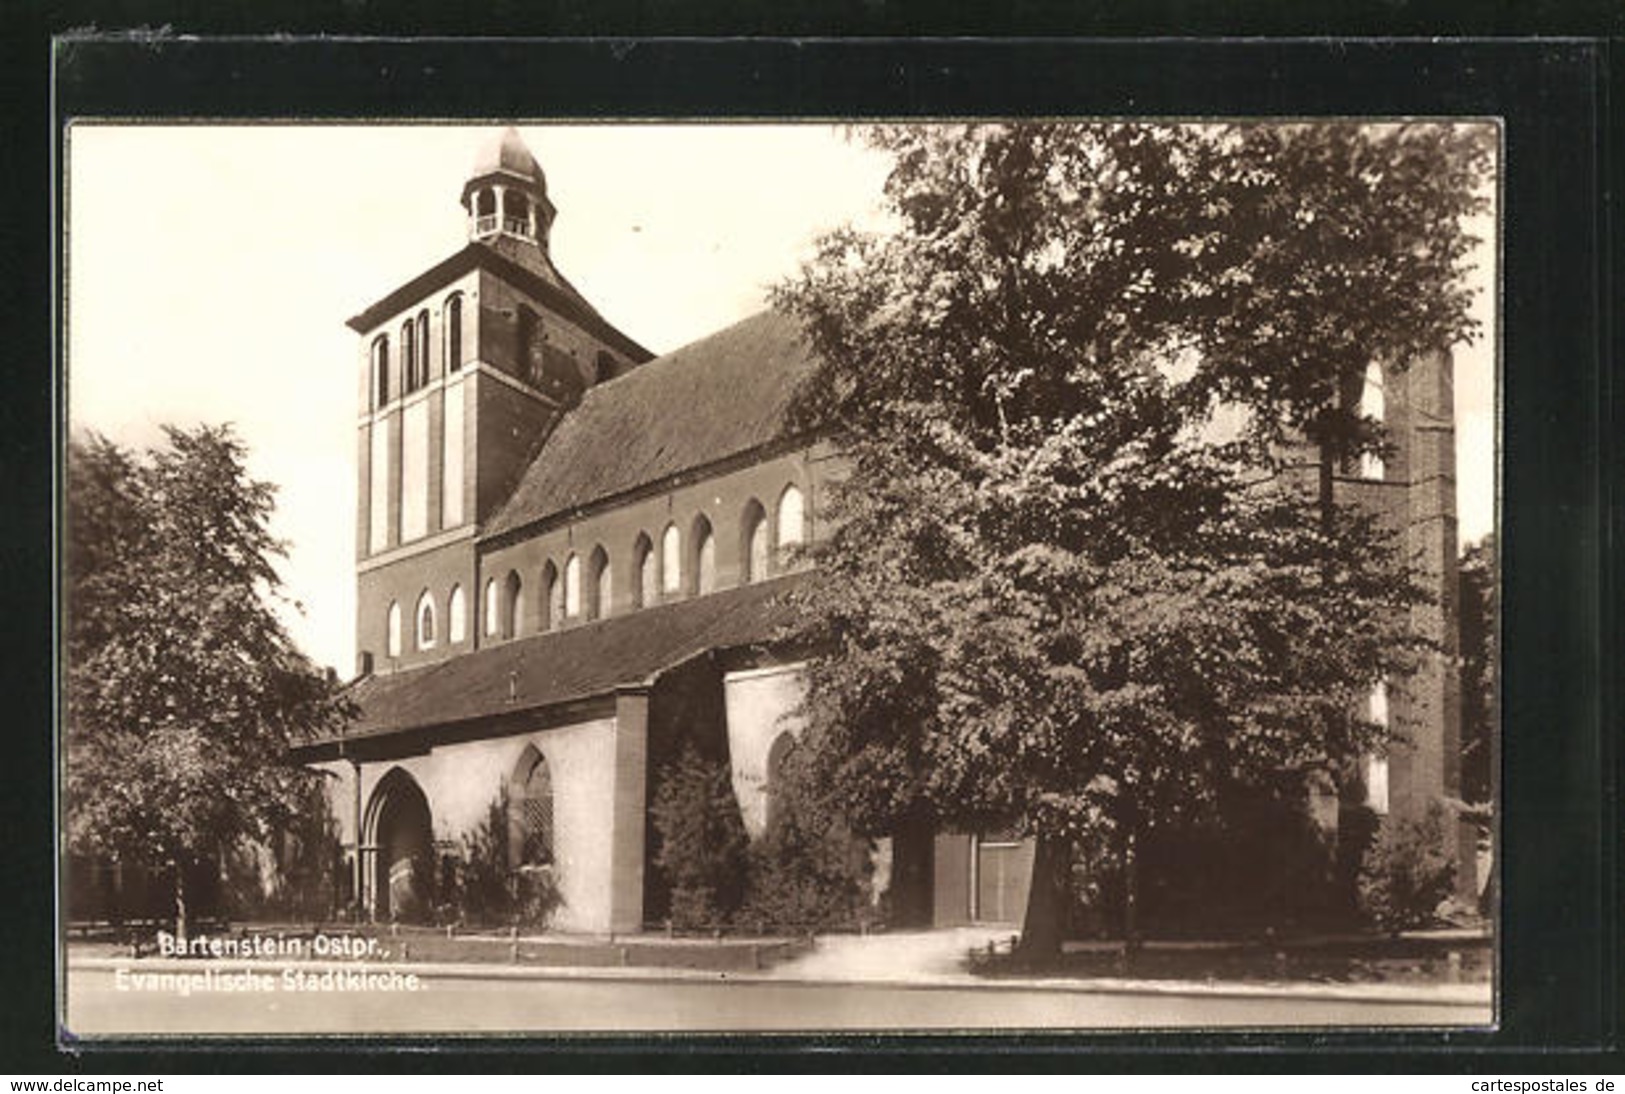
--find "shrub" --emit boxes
[1358,802,1457,933]
[740,744,872,931]
[650,745,749,929]
[443,791,562,929]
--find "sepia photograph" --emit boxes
[60,118,1499,1038]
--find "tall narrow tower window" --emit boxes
[371,336,390,408]
[416,310,431,386]
[516,305,542,386]
[445,294,463,372]
[401,320,417,394]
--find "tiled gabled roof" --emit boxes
[297,573,811,756]
[482,309,818,540]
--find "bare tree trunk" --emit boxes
[1122,826,1142,956]
[1015,832,1069,962]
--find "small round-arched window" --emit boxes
[415,590,436,649]
[447,584,466,644]
[386,601,402,659]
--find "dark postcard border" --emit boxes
[13,37,1615,1070]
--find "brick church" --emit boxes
[292,128,1468,933]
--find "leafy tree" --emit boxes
[773,123,1489,957]
[65,426,349,940]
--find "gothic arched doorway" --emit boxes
[367,768,434,923]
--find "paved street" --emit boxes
[63,963,1493,1036]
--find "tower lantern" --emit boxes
[460,126,556,251]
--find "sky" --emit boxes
[66,123,1498,678]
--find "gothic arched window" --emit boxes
[588,546,611,620]
[632,533,655,609]
[540,561,561,631]
[484,578,499,638]
[509,747,554,868]
[563,554,581,618]
[741,499,768,584]
[765,731,796,831]
[504,571,523,638]
[776,483,805,562]
[692,516,716,596]
[661,524,681,596]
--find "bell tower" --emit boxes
[348,126,652,677]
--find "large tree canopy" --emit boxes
[65,425,349,935]
[773,122,1491,954]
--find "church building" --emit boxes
[292,128,1468,934]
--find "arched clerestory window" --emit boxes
[632,533,656,609]
[563,554,581,618]
[447,584,466,644]
[508,746,554,868]
[539,561,560,631]
[691,515,716,596]
[504,571,523,639]
[415,590,436,650]
[484,578,499,638]
[445,293,463,373]
[386,601,402,659]
[588,546,611,620]
[776,484,805,566]
[661,524,681,597]
[741,499,769,584]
